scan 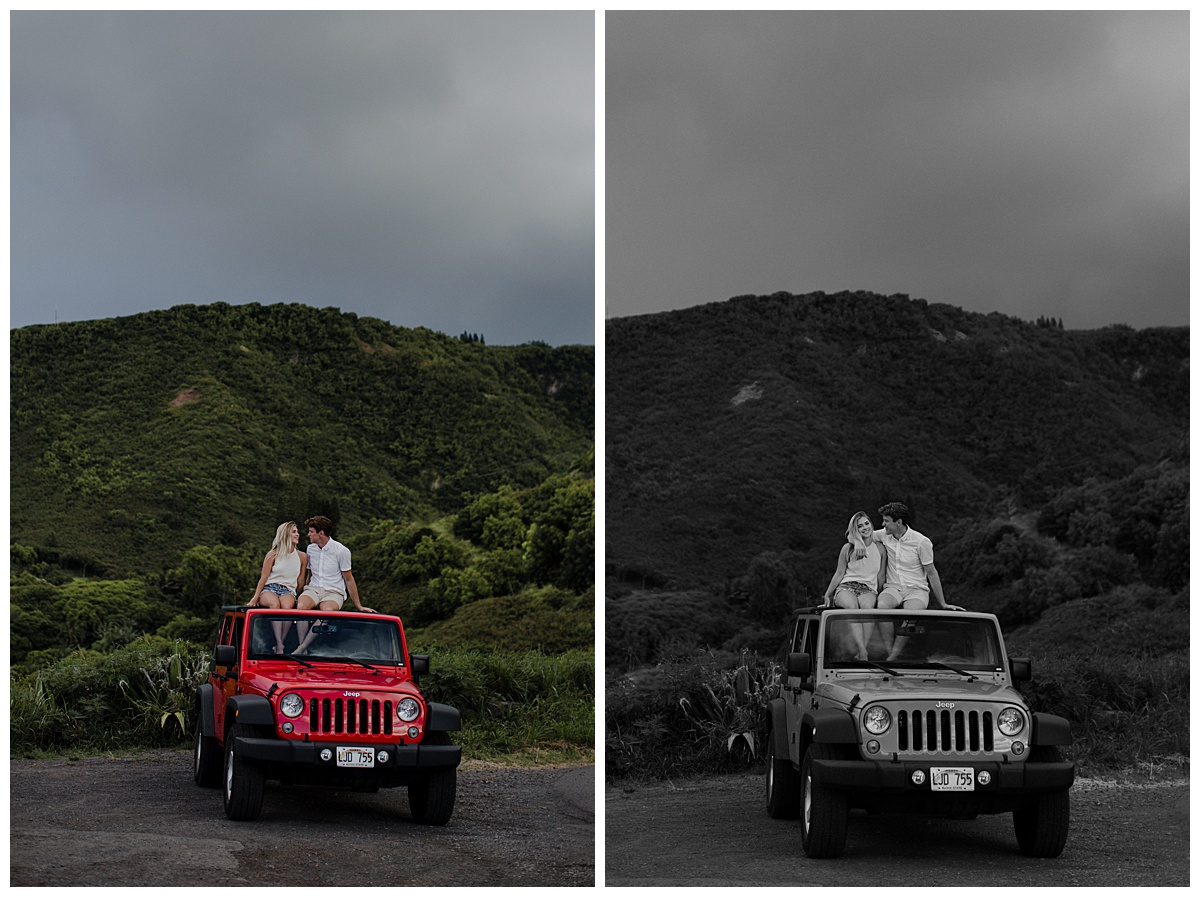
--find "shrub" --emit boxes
[417,647,594,762]
[11,637,208,753]
[605,652,776,780]
[409,588,593,654]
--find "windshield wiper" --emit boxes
[838,659,902,676]
[920,661,977,680]
[281,653,314,667]
[862,660,902,676]
[321,656,380,671]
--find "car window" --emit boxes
[825,615,1003,669]
[248,615,405,664]
[790,618,816,656]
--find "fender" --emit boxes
[195,684,215,737]
[427,701,461,732]
[802,708,858,746]
[1031,712,1073,747]
[226,693,276,728]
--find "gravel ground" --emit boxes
[605,770,1188,886]
[11,750,594,887]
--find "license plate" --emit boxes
[336,747,375,768]
[930,767,974,791]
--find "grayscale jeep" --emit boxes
[764,606,1074,858]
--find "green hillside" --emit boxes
[12,302,594,577]
[606,291,1186,595]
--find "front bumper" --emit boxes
[813,757,1075,795]
[235,736,462,771]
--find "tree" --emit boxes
[169,545,256,616]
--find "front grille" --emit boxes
[896,708,995,754]
[309,697,394,736]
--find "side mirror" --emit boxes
[410,654,430,682]
[214,644,238,667]
[786,652,811,678]
[1009,657,1032,681]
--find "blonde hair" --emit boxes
[845,512,873,552]
[270,521,298,558]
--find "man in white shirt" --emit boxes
[870,502,948,660]
[297,515,374,613]
[872,502,948,610]
[294,515,375,654]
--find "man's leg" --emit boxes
[294,590,319,652]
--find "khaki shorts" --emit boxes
[879,584,930,609]
[299,587,346,609]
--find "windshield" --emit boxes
[248,615,405,665]
[824,615,1003,671]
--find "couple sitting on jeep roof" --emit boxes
[248,515,376,655]
[821,502,950,661]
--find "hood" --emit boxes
[817,674,1023,707]
[242,667,419,694]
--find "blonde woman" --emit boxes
[249,521,308,653]
[821,511,885,660]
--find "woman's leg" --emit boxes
[856,592,878,658]
[270,592,297,652]
[834,589,869,659]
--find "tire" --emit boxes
[223,723,266,821]
[193,713,222,788]
[408,732,457,825]
[799,742,850,858]
[1013,747,1070,858]
[765,734,802,819]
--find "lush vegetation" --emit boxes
[11,302,594,762]
[605,291,1187,779]
[12,636,594,765]
[12,301,593,575]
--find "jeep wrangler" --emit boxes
[765,606,1074,858]
[194,605,461,824]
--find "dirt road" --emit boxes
[605,771,1188,886]
[10,750,594,887]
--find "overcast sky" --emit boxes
[11,11,594,346]
[607,10,1188,331]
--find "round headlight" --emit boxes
[863,706,892,735]
[280,693,305,719]
[997,707,1025,737]
[397,697,421,722]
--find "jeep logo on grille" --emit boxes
[935,701,955,709]
[344,691,361,697]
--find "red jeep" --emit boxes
[193,605,461,824]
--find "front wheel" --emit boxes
[223,723,265,821]
[408,732,457,825]
[799,742,850,858]
[765,735,801,819]
[193,712,222,788]
[1014,748,1070,857]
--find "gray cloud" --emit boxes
[607,10,1187,330]
[12,11,594,345]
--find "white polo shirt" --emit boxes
[306,538,352,595]
[875,526,934,591]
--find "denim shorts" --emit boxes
[262,582,294,598]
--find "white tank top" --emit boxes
[266,548,301,588]
[841,542,881,586]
